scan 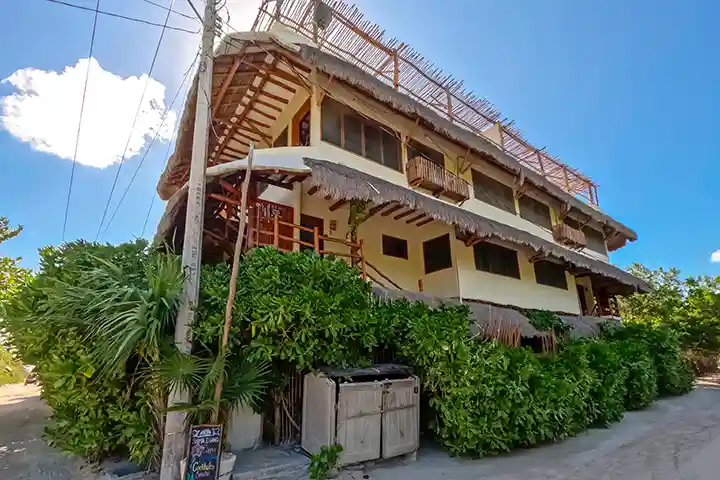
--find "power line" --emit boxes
[95,0,178,240]
[184,0,204,23]
[141,122,179,238]
[102,52,200,237]
[140,0,198,22]
[44,0,200,34]
[61,0,101,241]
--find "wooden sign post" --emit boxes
[184,424,223,480]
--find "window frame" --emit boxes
[518,195,553,230]
[422,234,452,274]
[407,139,444,167]
[321,98,402,172]
[382,234,409,260]
[472,241,521,279]
[533,260,568,290]
[583,226,607,255]
[471,169,516,214]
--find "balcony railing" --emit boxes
[552,223,587,249]
[406,156,470,203]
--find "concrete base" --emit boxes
[232,446,309,480]
[227,405,262,451]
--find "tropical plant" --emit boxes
[309,444,344,480]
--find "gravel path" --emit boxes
[343,376,720,480]
[0,383,99,480]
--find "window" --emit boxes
[583,226,607,255]
[273,127,288,147]
[321,98,402,171]
[407,139,444,166]
[563,216,580,229]
[422,234,452,274]
[473,242,520,279]
[382,235,408,259]
[534,260,568,289]
[518,195,552,229]
[471,170,516,214]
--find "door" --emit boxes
[381,377,419,458]
[300,214,324,253]
[576,284,589,315]
[336,382,383,465]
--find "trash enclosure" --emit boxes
[301,365,420,466]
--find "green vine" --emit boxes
[309,444,343,480]
[347,200,371,241]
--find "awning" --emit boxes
[305,157,650,293]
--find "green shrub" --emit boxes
[3,245,694,466]
[584,340,628,426]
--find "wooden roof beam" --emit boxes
[329,199,347,211]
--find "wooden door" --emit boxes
[381,377,419,458]
[249,199,294,251]
[301,373,336,455]
[577,284,589,315]
[300,214,324,252]
[336,382,383,465]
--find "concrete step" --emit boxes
[232,446,309,480]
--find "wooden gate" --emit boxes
[248,199,294,251]
[336,382,383,465]
[381,378,419,458]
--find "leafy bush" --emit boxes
[3,245,695,466]
[523,309,571,337]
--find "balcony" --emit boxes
[552,223,587,249]
[406,156,470,203]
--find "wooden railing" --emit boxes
[406,156,470,203]
[552,223,587,249]
[248,216,367,280]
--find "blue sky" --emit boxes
[1,0,718,277]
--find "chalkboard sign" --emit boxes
[184,424,223,480]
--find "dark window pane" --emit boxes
[300,214,324,252]
[473,242,520,279]
[382,131,401,171]
[343,115,363,155]
[382,235,408,259]
[321,100,341,146]
[534,260,568,289]
[518,195,552,229]
[423,234,452,274]
[273,127,288,147]
[471,170,515,214]
[408,139,444,166]
[563,216,580,229]
[364,123,383,163]
[584,227,607,254]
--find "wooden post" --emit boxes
[160,1,216,478]
[313,226,320,253]
[273,215,280,248]
[392,51,399,89]
[211,143,255,424]
[418,278,424,292]
[359,239,367,280]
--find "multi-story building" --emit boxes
[155,0,648,320]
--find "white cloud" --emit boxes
[711,251,720,263]
[1,58,176,168]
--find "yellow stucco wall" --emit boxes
[257,178,581,313]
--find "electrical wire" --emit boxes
[184,0,203,22]
[44,0,200,34]
[61,0,100,241]
[102,51,200,237]
[95,0,178,240]
[140,0,198,22]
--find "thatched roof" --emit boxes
[306,157,649,293]
[371,285,547,339]
[297,44,636,242]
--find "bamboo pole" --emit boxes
[211,143,255,423]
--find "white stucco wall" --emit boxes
[226,405,262,451]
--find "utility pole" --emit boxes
[159,0,216,478]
